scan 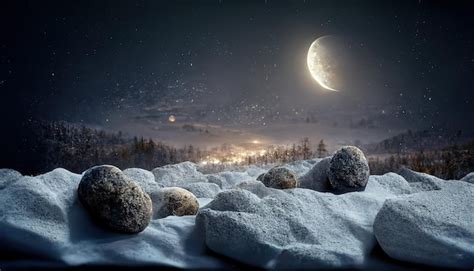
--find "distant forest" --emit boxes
[368,147,474,180]
[7,121,327,175]
[363,129,474,179]
[11,121,204,174]
[4,120,474,179]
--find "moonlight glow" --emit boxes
[307,36,339,92]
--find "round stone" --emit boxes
[261,167,298,189]
[78,165,152,234]
[151,187,199,219]
[328,146,370,193]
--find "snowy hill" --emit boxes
[0,159,473,269]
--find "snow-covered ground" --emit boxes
[0,160,473,269]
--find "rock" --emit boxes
[152,162,207,187]
[328,146,369,193]
[299,157,332,192]
[78,165,152,233]
[123,168,163,195]
[256,173,265,182]
[197,173,411,268]
[178,182,221,198]
[151,187,199,219]
[398,168,445,192]
[260,167,298,189]
[0,168,22,189]
[374,181,474,268]
[0,167,228,268]
[460,172,474,184]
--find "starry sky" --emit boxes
[1,0,473,149]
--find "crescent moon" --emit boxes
[307,36,339,92]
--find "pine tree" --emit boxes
[317,139,328,158]
[301,137,312,159]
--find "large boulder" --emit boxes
[260,167,298,189]
[0,168,228,268]
[78,165,152,233]
[374,181,474,268]
[328,146,370,193]
[151,187,199,219]
[196,173,411,268]
[152,162,207,187]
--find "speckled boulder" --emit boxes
[260,167,298,189]
[78,165,152,234]
[151,187,199,219]
[328,146,369,193]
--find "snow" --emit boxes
[461,172,474,184]
[1,159,473,268]
[0,168,22,189]
[398,167,447,192]
[152,162,207,187]
[0,168,228,268]
[197,173,414,269]
[374,181,474,268]
[178,182,221,198]
[123,167,163,194]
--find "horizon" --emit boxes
[2,0,474,155]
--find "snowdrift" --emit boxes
[0,160,473,269]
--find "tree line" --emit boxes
[9,120,473,180]
[368,144,474,180]
[12,121,331,175]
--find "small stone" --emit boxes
[151,187,199,219]
[78,165,152,234]
[260,167,298,189]
[328,146,369,193]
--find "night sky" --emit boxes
[1,0,474,149]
